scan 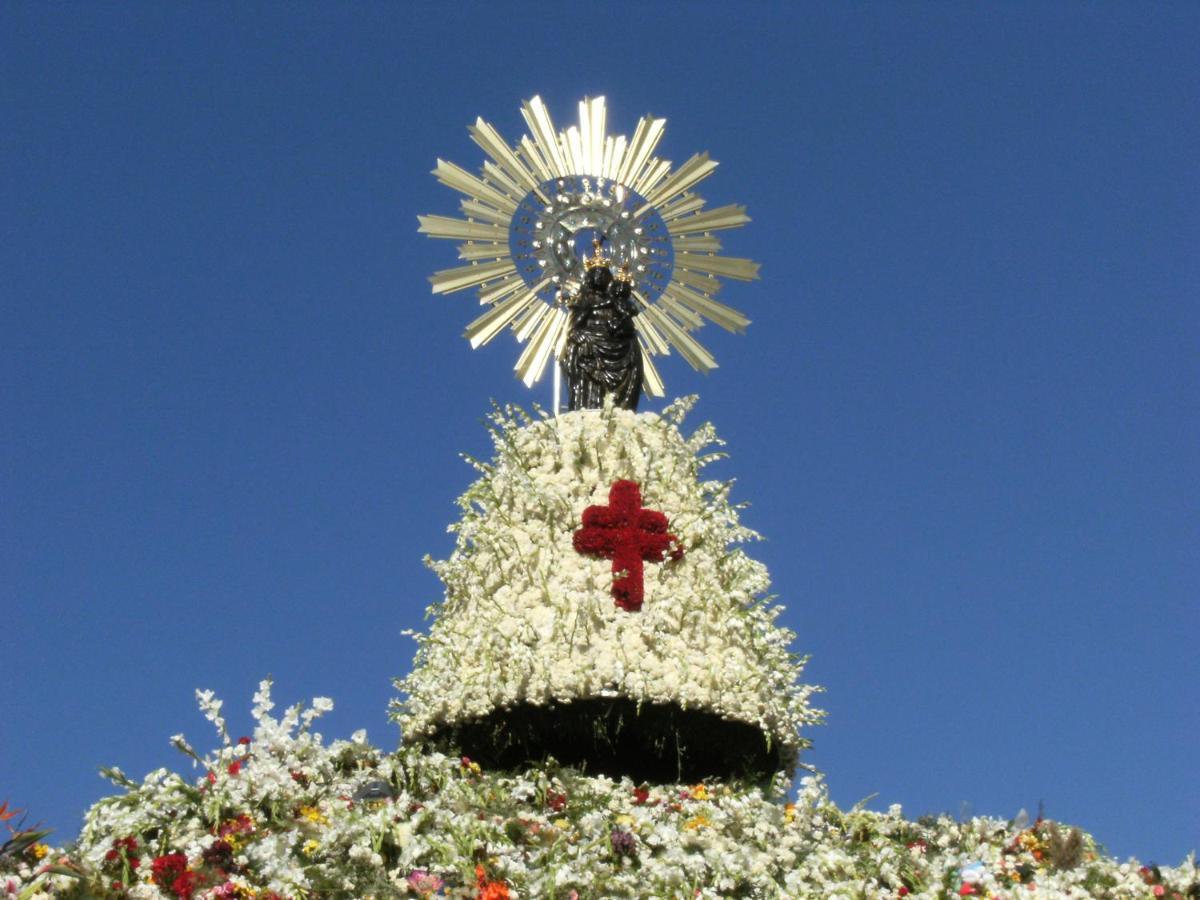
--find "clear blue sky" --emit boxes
[3,2,1196,864]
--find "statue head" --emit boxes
[609,262,633,301]
[585,264,614,292]
[583,237,614,293]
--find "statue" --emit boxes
[562,241,643,411]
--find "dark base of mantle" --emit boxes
[418,697,791,784]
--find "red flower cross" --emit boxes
[573,480,682,612]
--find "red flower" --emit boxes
[171,870,201,899]
[237,736,251,746]
[632,786,650,805]
[227,760,242,776]
[959,884,977,896]
[546,790,567,812]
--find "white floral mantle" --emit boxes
[392,398,823,764]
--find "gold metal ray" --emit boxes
[639,152,718,211]
[432,159,516,213]
[517,306,567,386]
[456,242,507,261]
[429,258,516,295]
[672,234,723,253]
[633,316,671,358]
[468,118,546,198]
[418,214,507,242]
[478,274,524,304]
[675,252,761,281]
[671,266,724,295]
[464,282,547,348]
[521,96,569,178]
[640,303,718,373]
[481,161,523,200]
[633,158,672,197]
[565,125,585,178]
[657,293,705,330]
[513,297,551,343]
[605,134,627,181]
[663,283,750,333]
[640,344,666,398]
[458,199,511,227]
[584,96,605,177]
[517,136,554,184]
[667,204,751,235]
[658,194,707,222]
[618,116,666,187]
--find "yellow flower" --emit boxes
[784,803,797,824]
[614,814,636,829]
[301,839,320,857]
[690,784,710,801]
[684,814,711,831]
[299,805,329,826]
[31,843,50,860]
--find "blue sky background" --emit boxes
[3,2,1196,864]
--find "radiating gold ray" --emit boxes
[468,118,546,199]
[618,116,666,188]
[432,160,516,213]
[464,282,547,347]
[639,345,666,398]
[481,161,523,200]
[632,292,671,355]
[606,134,626,181]
[514,304,556,379]
[458,199,511,227]
[672,267,723,295]
[672,234,723,253]
[614,116,647,185]
[663,283,750,333]
[639,153,719,211]
[457,242,507,261]
[565,125,585,178]
[517,136,554,184]
[641,303,718,373]
[657,293,705,330]
[430,258,516,294]
[517,306,566,386]
[633,158,672,197]
[478,274,523,304]
[589,98,606,177]
[675,252,761,281]
[418,214,507,242]
[521,96,569,179]
[658,194,707,223]
[667,204,751,235]
[514,297,552,343]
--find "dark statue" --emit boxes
[562,244,643,411]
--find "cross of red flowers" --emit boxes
[573,480,682,612]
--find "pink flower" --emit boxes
[406,869,444,894]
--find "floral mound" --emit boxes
[4,686,1196,899]
[392,398,821,782]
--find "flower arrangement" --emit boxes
[2,685,1196,899]
[393,398,822,778]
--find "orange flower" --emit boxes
[0,800,22,825]
[475,864,511,900]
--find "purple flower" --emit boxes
[610,828,637,857]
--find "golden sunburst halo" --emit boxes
[418,95,758,396]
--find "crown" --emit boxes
[583,238,610,270]
[614,262,633,283]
